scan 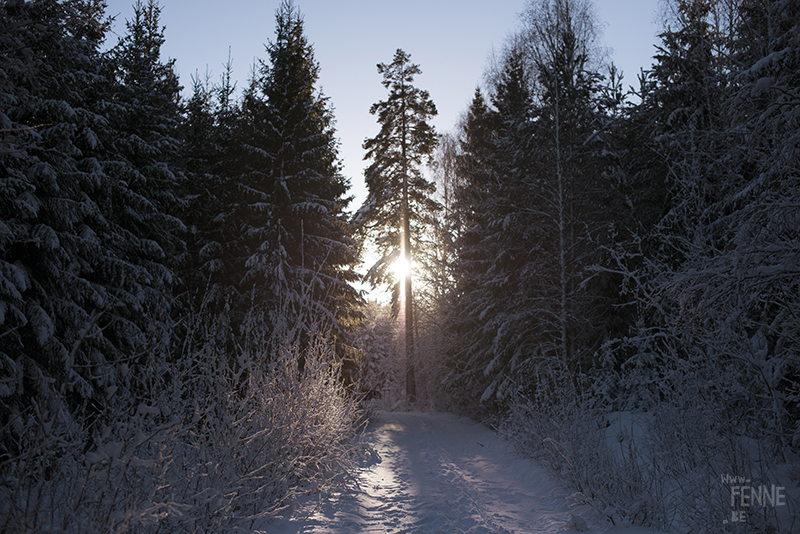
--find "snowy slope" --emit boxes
[266,412,662,533]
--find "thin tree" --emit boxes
[356,49,438,403]
[524,0,608,379]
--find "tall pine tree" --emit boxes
[356,48,439,403]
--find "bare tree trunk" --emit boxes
[555,89,569,372]
[404,202,416,403]
[401,82,416,404]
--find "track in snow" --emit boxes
[269,411,591,533]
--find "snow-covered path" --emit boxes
[269,411,611,533]
[316,411,571,533]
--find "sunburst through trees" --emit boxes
[355,49,439,403]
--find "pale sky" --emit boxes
[103,0,662,209]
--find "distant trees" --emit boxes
[357,49,439,402]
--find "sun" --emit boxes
[392,256,411,281]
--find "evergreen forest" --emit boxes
[1,0,799,531]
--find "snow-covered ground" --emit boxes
[267,411,662,533]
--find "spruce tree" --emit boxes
[236,1,360,354]
[446,45,536,406]
[1,0,114,417]
[88,0,186,400]
[103,0,185,270]
[0,0,184,428]
[356,48,439,403]
[180,62,242,334]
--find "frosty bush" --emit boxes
[501,374,800,533]
[0,345,186,533]
[0,314,366,533]
[500,378,653,529]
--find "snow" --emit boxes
[266,412,663,534]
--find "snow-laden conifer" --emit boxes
[232,1,361,362]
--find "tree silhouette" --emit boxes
[356,49,438,403]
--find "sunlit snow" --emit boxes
[267,412,663,533]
